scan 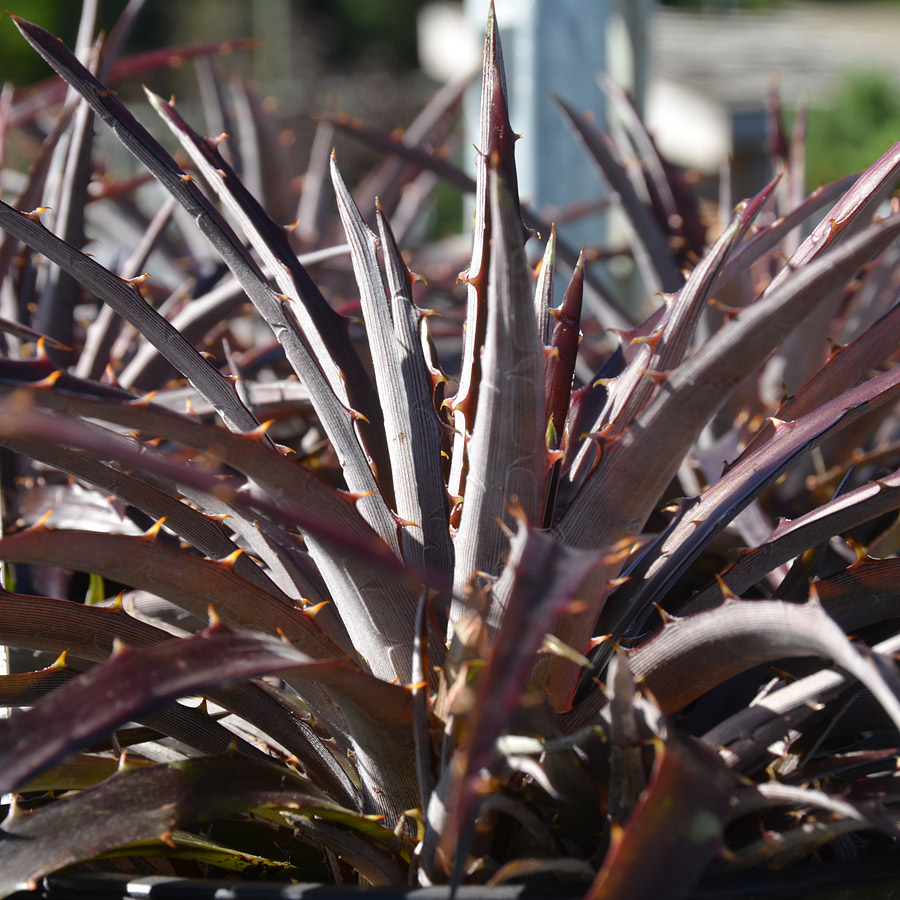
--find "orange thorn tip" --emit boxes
[715,575,739,601]
[844,537,870,566]
[23,206,50,220]
[51,650,68,669]
[35,369,63,388]
[342,489,376,502]
[653,602,676,625]
[143,517,168,540]
[207,605,222,627]
[220,548,244,566]
[213,132,229,144]
[629,328,659,346]
[122,272,150,285]
[395,516,421,530]
[302,601,329,617]
[638,368,669,384]
[160,831,177,850]
[246,420,275,439]
[806,582,822,606]
[582,423,614,443]
[28,509,53,531]
[131,390,158,407]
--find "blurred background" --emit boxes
[1,0,900,241]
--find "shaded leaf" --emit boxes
[584,730,732,900]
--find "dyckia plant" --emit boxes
[3,2,900,898]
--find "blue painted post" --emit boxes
[464,0,611,252]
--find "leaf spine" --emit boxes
[142,517,167,540]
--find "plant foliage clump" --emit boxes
[2,3,900,899]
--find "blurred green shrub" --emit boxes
[806,70,900,189]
